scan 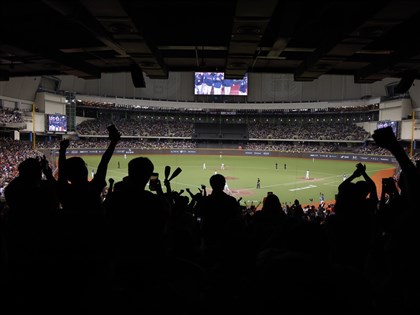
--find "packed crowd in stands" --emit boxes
[353,143,395,155]
[77,117,370,141]
[0,138,43,192]
[248,120,369,140]
[33,138,343,154]
[0,126,419,314]
[77,117,194,137]
[0,109,25,125]
[244,142,337,152]
[35,138,197,150]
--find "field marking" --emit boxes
[273,174,339,187]
[289,184,317,191]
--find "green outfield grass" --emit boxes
[82,154,394,207]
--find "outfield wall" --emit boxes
[51,148,396,164]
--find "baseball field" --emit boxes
[82,153,395,208]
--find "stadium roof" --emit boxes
[1,0,420,86]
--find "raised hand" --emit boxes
[107,124,121,142]
[40,154,49,170]
[60,139,70,150]
[372,126,399,152]
[39,155,55,181]
[350,163,363,178]
[356,163,366,174]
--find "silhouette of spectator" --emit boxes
[373,126,419,205]
[58,126,120,217]
[192,173,248,312]
[247,193,287,253]
[372,126,420,313]
[4,156,58,313]
[252,195,366,314]
[105,156,171,261]
[195,174,244,259]
[324,162,377,272]
[5,156,57,218]
[56,129,120,312]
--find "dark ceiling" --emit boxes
[2,0,420,84]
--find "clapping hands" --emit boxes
[353,163,366,177]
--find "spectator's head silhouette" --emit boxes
[65,156,88,184]
[355,180,370,200]
[262,193,283,215]
[128,157,154,187]
[17,157,42,181]
[209,174,226,192]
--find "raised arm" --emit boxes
[338,163,362,191]
[40,155,55,183]
[372,126,419,207]
[58,139,70,183]
[154,176,172,221]
[95,124,121,182]
[358,163,378,202]
[372,127,416,175]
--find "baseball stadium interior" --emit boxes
[1,1,420,314]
